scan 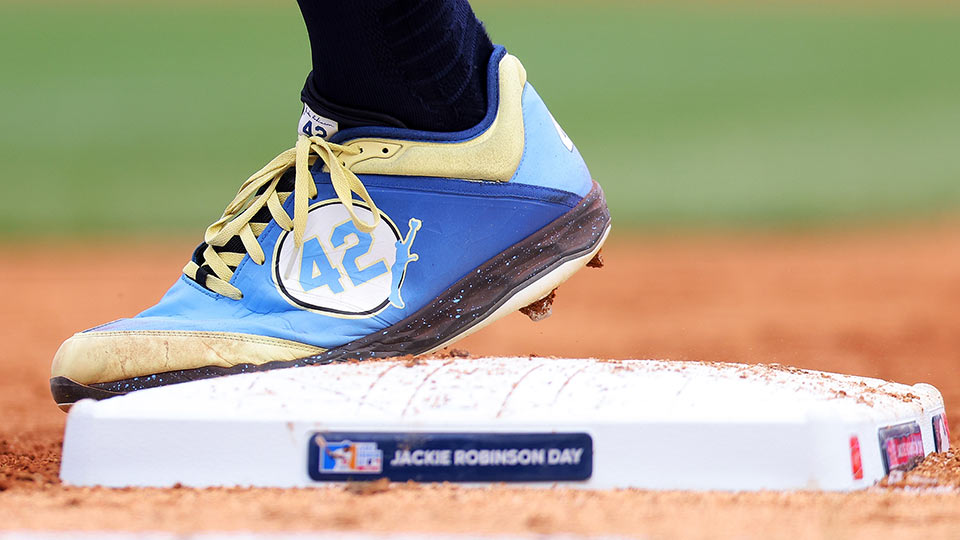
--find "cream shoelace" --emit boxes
[184,135,381,300]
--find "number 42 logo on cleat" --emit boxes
[272,200,422,318]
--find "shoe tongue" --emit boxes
[297,103,339,140]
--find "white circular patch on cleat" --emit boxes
[273,200,422,318]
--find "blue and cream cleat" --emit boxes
[50,47,611,408]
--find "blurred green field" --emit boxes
[2,1,959,236]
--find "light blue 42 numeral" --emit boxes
[331,222,388,286]
[299,237,344,294]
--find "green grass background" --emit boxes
[1,1,959,236]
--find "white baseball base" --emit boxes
[60,357,949,491]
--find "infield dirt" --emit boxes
[2,224,960,538]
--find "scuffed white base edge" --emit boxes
[61,356,946,492]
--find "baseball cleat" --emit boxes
[50,46,611,409]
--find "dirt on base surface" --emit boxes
[3,223,960,538]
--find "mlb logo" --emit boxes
[317,437,383,474]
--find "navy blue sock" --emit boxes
[297,0,494,132]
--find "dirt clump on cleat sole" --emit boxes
[520,289,557,322]
[587,249,604,268]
